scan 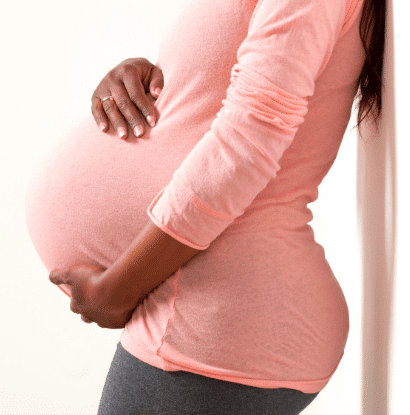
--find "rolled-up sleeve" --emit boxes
[147,0,347,250]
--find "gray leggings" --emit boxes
[97,342,320,415]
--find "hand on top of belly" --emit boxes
[91,57,164,140]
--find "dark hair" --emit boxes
[353,0,387,140]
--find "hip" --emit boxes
[97,341,321,415]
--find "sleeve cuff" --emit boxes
[147,185,213,250]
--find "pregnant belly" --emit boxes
[25,113,190,277]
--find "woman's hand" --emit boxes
[91,57,164,140]
[49,264,136,329]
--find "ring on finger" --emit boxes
[101,96,115,103]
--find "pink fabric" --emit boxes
[25,0,365,393]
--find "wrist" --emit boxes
[97,269,142,313]
[96,219,202,313]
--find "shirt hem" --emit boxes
[120,329,343,394]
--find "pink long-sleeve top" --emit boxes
[25,0,366,393]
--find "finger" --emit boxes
[70,299,81,314]
[100,93,130,140]
[49,269,69,285]
[81,315,93,324]
[109,82,150,139]
[91,95,110,132]
[149,65,164,98]
[122,76,157,132]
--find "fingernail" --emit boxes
[118,127,127,139]
[134,126,144,137]
[147,116,155,127]
[99,123,106,132]
[155,88,162,97]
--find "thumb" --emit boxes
[49,269,70,285]
[150,65,164,98]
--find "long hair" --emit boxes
[354,0,387,139]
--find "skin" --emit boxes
[91,57,164,140]
[49,219,201,329]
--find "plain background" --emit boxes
[0,0,407,414]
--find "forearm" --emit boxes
[99,218,202,309]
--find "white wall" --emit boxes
[0,1,404,414]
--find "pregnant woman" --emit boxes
[25,0,385,413]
